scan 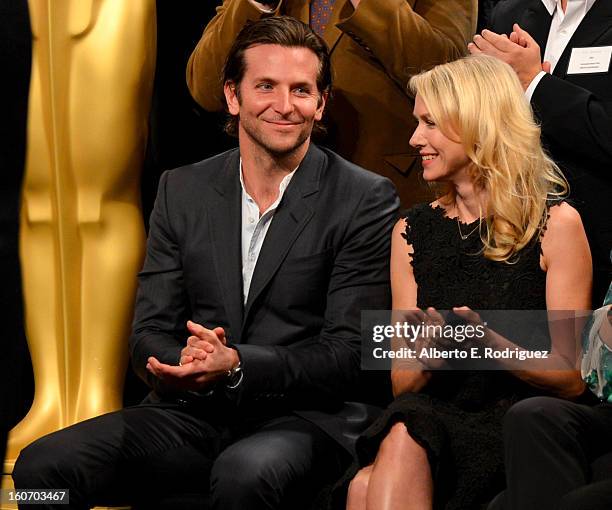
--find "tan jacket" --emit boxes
[187,0,477,206]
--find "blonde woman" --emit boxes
[345,56,592,510]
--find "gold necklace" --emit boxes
[456,216,480,240]
[456,215,481,240]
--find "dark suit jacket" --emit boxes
[187,0,477,208]
[129,144,399,452]
[490,0,612,303]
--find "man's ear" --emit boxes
[315,90,328,121]
[224,81,240,115]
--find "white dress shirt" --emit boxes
[240,161,297,303]
[526,0,597,99]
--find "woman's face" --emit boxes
[409,94,471,183]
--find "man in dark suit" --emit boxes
[13,17,399,509]
[469,0,612,305]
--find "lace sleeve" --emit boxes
[400,204,431,265]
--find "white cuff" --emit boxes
[525,71,547,102]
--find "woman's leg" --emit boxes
[348,422,433,510]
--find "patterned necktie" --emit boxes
[310,0,335,36]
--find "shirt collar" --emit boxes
[239,158,297,202]
[540,0,596,16]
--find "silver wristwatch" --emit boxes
[225,361,243,390]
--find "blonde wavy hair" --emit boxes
[409,55,568,263]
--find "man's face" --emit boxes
[224,44,326,157]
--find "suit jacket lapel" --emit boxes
[242,144,325,325]
[521,1,553,59]
[554,0,612,77]
[207,149,244,343]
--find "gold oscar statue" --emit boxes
[2,0,156,499]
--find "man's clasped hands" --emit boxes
[146,321,239,392]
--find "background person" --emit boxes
[469,0,612,304]
[489,279,612,510]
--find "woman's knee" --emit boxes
[378,422,425,461]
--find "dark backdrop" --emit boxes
[0,0,31,465]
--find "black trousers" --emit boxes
[12,402,347,510]
[488,396,612,510]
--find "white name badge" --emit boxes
[567,46,612,74]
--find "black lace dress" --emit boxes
[354,204,549,510]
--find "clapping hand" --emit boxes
[395,307,458,369]
[468,24,550,90]
[146,321,239,392]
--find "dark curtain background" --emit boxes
[0,0,31,465]
[3,0,503,451]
